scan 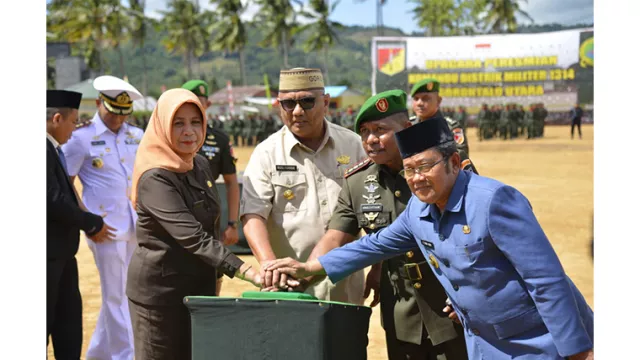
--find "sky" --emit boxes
[140,0,594,35]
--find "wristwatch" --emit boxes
[227,220,238,229]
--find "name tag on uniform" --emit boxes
[91,140,106,146]
[421,240,435,250]
[361,204,383,212]
[276,165,298,172]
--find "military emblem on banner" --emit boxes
[579,36,594,68]
[377,43,406,76]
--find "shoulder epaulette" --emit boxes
[344,157,373,178]
[75,119,92,130]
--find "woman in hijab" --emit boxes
[126,88,263,359]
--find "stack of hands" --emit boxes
[240,257,312,293]
[238,257,462,324]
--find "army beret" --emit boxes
[410,78,440,97]
[47,90,82,109]
[395,116,453,159]
[182,79,209,98]
[353,89,408,134]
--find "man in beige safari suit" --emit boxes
[240,68,367,303]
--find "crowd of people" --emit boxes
[47,69,594,360]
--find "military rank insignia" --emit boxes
[362,194,381,204]
[364,212,379,222]
[365,183,378,193]
[344,158,372,178]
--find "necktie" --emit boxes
[57,147,69,175]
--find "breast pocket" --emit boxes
[271,174,308,213]
[455,238,485,265]
[89,146,116,169]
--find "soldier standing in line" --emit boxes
[454,105,468,131]
[498,104,510,140]
[508,103,520,139]
[539,103,548,138]
[477,103,490,141]
[524,104,536,140]
[236,115,245,146]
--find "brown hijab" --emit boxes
[130,88,207,205]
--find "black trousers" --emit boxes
[129,299,191,360]
[571,120,582,138]
[47,257,82,360]
[385,323,468,360]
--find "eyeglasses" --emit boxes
[277,97,318,112]
[400,157,448,178]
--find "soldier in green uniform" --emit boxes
[182,80,241,295]
[235,116,245,146]
[490,104,500,138]
[229,116,239,146]
[524,104,536,139]
[409,78,478,173]
[302,90,468,360]
[454,105,468,131]
[223,115,234,138]
[242,116,251,146]
[517,105,526,136]
[498,104,510,140]
[508,103,520,139]
[340,110,355,130]
[477,103,491,141]
[538,102,548,138]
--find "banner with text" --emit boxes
[371,29,593,112]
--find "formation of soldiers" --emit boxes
[221,114,282,147]
[116,101,551,146]
[476,103,548,141]
[441,106,469,131]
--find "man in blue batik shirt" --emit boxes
[265,117,594,360]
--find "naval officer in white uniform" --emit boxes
[62,75,144,360]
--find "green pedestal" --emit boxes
[184,294,372,360]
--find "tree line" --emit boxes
[46,0,588,96]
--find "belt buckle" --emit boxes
[403,263,422,281]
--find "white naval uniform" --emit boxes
[62,113,143,360]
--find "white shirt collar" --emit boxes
[47,133,60,151]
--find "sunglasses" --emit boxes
[277,97,318,112]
